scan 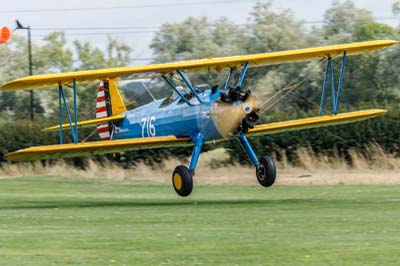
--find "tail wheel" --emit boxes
[172,165,193,197]
[256,156,276,187]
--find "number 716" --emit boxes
[141,116,156,137]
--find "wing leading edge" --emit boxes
[2,40,397,91]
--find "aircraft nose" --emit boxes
[244,95,260,114]
[210,95,260,138]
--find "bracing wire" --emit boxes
[81,127,98,143]
[258,59,326,114]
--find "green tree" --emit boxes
[74,36,132,70]
[314,0,399,107]
[74,41,107,70]
[151,17,246,63]
[246,2,308,53]
[245,2,312,109]
[34,32,73,74]
[322,0,374,43]
[70,37,132,124]
[105,37,132,67]
[393,0,400,15]
[0,35,44,118]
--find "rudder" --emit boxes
[96,80,126,140]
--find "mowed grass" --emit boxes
[0,176,399,265]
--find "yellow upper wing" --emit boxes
[2,40,397,91]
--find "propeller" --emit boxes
[211,87,260,137]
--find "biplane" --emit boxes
[1,40,396,196]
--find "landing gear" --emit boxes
[172,165,193,197]
[256,156,276,187]
[172,133,204,197]
[238,132,277,188]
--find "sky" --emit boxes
[1,0,398,63]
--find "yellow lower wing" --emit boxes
[5,136,191,161]
[247,109,386,136]
[5,109,385,161]
[42,115,125,132]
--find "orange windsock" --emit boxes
[0,27,11,44]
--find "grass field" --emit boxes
[0,176,399,265]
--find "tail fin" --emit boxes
[96,80,126,141]
[96,84,111,140]
[108,79,127,115]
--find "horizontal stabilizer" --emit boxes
[247,109,386,136]
[5,136,191,161]
[42,114,125,132]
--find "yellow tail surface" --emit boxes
[42,79,127,132]
[108,79,127,115]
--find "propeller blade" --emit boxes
[211,95,259,137]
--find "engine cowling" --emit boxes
[211,87,260,137]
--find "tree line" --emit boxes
[0,0,399,166]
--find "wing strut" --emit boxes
[224,68,234,90]
[237,62,249,88]
[58,80,78,144]
[176,70,203,104]
[161,75,194,106]
[319,51,347,115]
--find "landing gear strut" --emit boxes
[171,133,204,197]
[238,132,277,187]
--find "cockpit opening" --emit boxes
[160,85,194,107]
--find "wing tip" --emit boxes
[385,40,399,45]
[366,108,387,116]
[4,151,20,161]
[377,40,398,48]
[1,81,13,91]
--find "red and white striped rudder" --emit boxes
[96,83,111,140]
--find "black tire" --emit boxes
[256,156,276,187]
[172,165,193,197]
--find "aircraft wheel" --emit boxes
[172,165,193,197]
[256,156,276,187]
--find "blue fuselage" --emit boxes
[112,89,224,142]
